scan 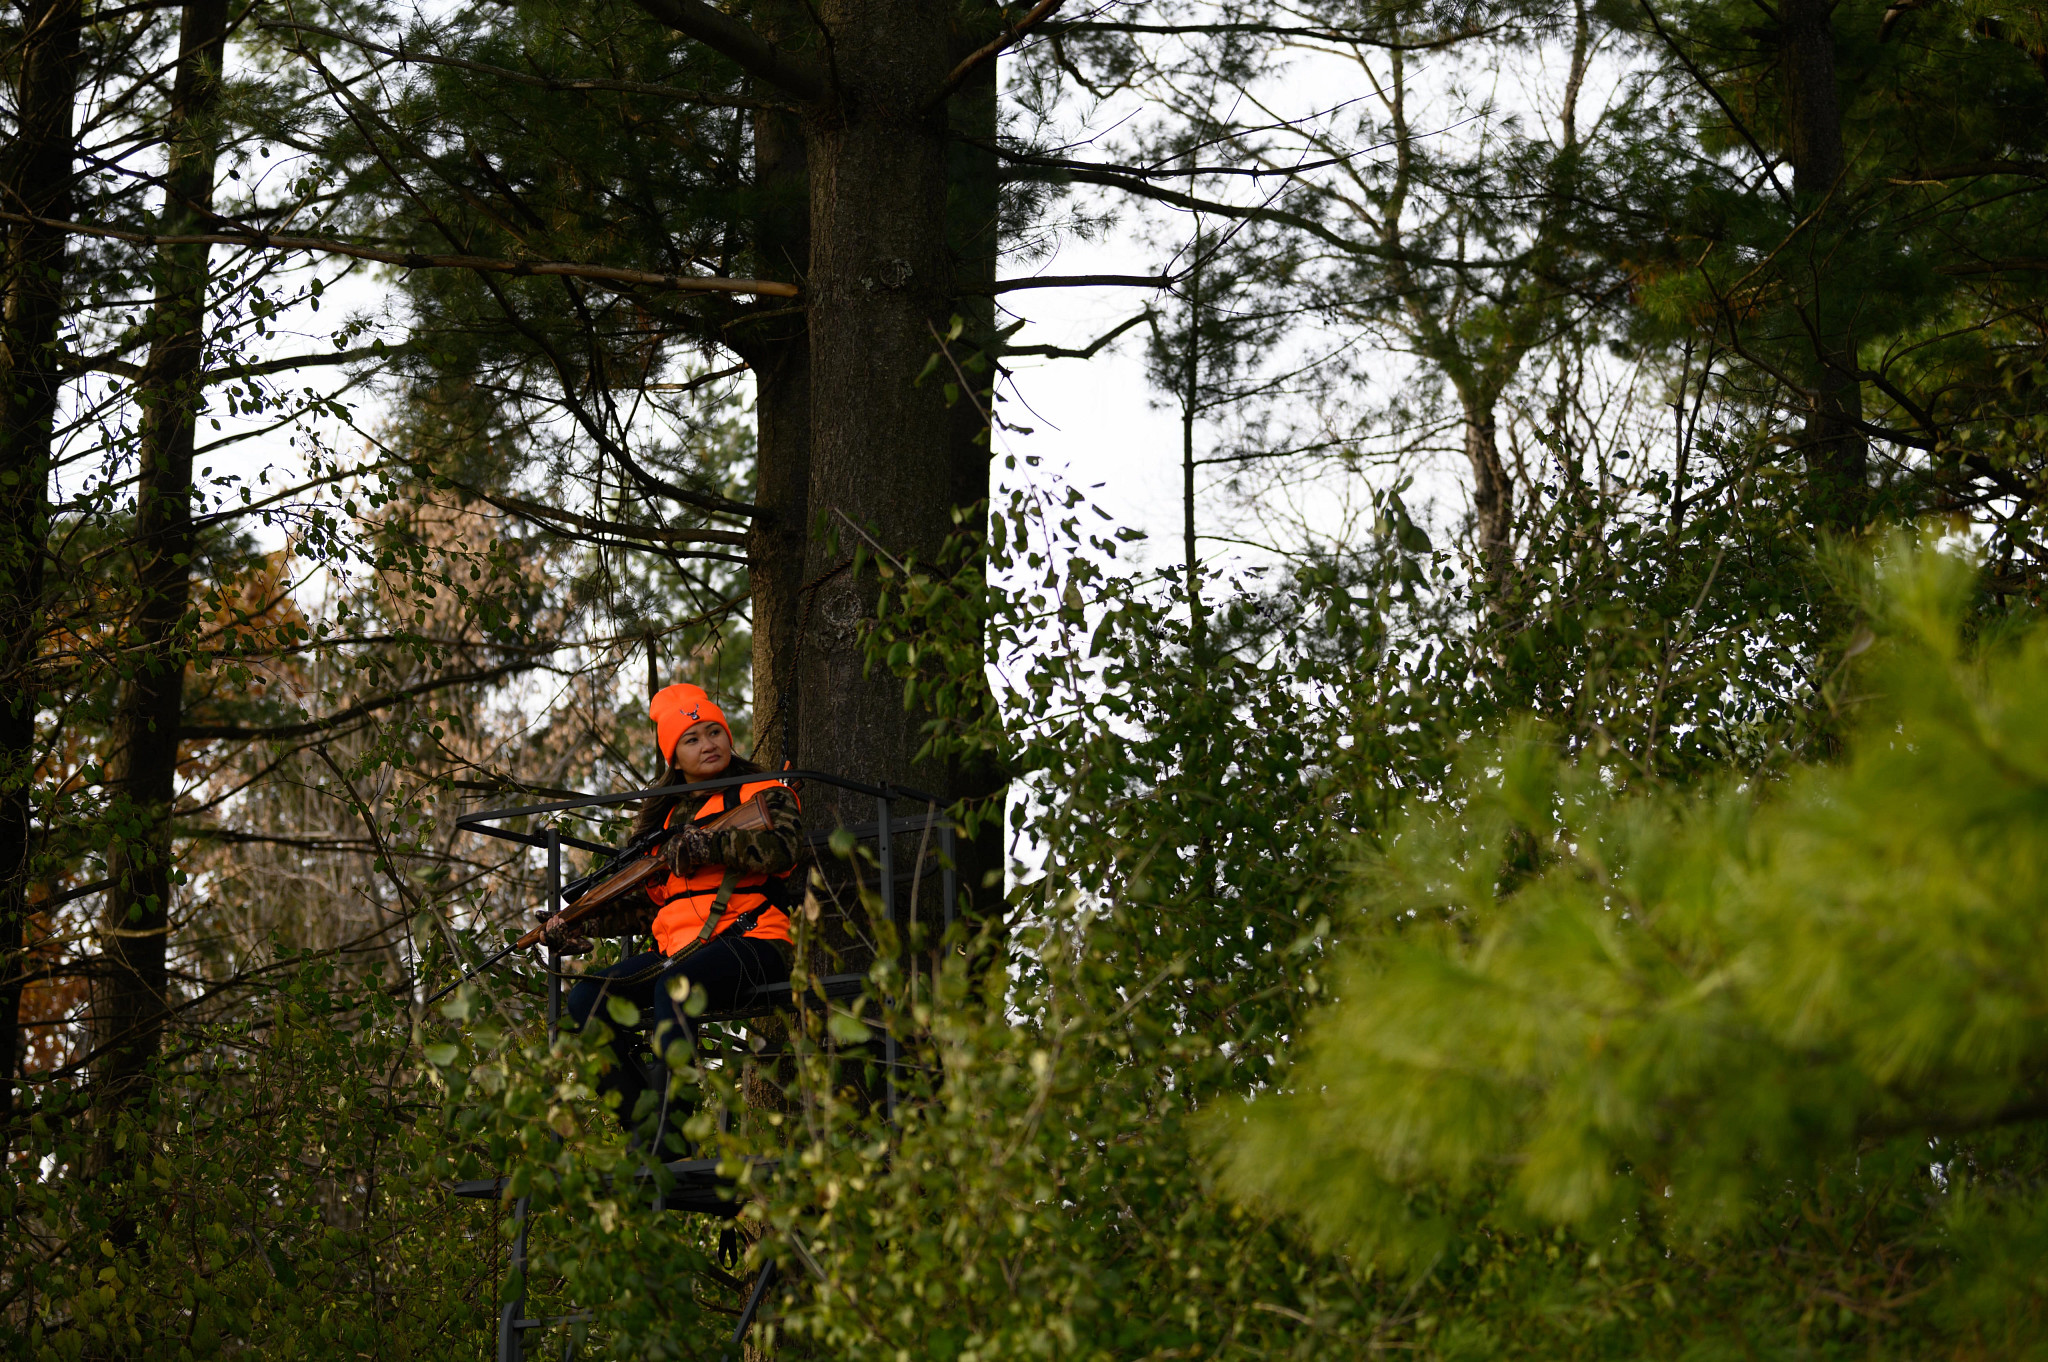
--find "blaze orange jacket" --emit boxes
[647,778,797,955]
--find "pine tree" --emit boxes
[88,0,231,1191]
[0,0,81,1146]
[1225,544,2048,1355]
[1630,0,2048,537]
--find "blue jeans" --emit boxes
[563,934,790,1130]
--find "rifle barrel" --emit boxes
[420,825,667,1011]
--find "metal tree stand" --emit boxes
[448,772,955,1361]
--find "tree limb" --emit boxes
[1045,19,1503,51]
[1938,258,2048,275]
[1885,160,2048,182]
[180,662,533,741]
[1000,157,1487,268]
[259,20,776,109]
[457,484,751,545]
[0,210,800,298]
[175,828,383,852]
[1002,309,1155,357]
[1634,0,1792,205]
[989,272,1184,293]
[932,0,1066,107]
[27,879,112,912]
[626,0,828,101]
[219,343,409,378]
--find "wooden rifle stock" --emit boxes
[515,791,778,948]
[422,790,782,1007]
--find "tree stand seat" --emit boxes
[453,771,953,1362]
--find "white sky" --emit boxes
[86,14,1649,622]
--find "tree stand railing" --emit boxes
[451,771,956,1362]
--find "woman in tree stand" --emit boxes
[553,683,801,1134]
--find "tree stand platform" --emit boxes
[449,772,953,1361]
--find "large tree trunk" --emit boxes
[793,0,960,973]
[794,0,956,803]
[1780,0,1866,529]
[89,0,230,1177]
[732,2,815,1182]
[0,0,82,1147]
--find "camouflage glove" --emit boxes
[538,910,594,956]
[663,822,717,875]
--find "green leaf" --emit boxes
[827,1011,871,1045]
[606,996,641,1028]
[421,1043,459,1067]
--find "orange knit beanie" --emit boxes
[650,683,730,764]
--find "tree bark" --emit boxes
[1462,391,1513,587]
[793,0,956,789]
[1181,219,1205,658]
[793,0,960,972]
[940,37,1006,928]
[1780,0,1867,529]
[737,0,813,770]
[732,3,815,1195]
[89,0,230,1173]
[0,0,82,1145]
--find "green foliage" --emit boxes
[1624,0,2048,536]
[1477,428,1843,781]
[15,0,2048,1352]
[3,961,495,1359]
[1225,542,2048,1354]
[727,457,1843,1358]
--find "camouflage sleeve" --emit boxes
[710,786,803,876]
[570,895,657,939]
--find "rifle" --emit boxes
[422,793,777,1008]
[560,824,670,906]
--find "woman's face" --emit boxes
[672,719,732,781]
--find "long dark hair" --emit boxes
[631,751,763,836]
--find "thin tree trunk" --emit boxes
[0,0,82,1146]
[1780,0,1866,529]
[732,3,815,1209]
[941,40,1006,928]
[1182,216,1205,659]
[1378,49,1516,590]
[90,0,230,1175]
[738,0,812,770]
[1463,393,1513,586]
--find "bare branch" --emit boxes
[458,484,751,545]
[994,152,1495,269]
[1938,258,2048,275]
[180,662,534,741]
[1635,0,1792,205]
[1002,309,1155,357]
[991,273,1183,293]
[218,343,407,379]
[0,210,801,298]
[259,20,775,109]
[1045,20,1504,51]
[932,0,1066,107]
